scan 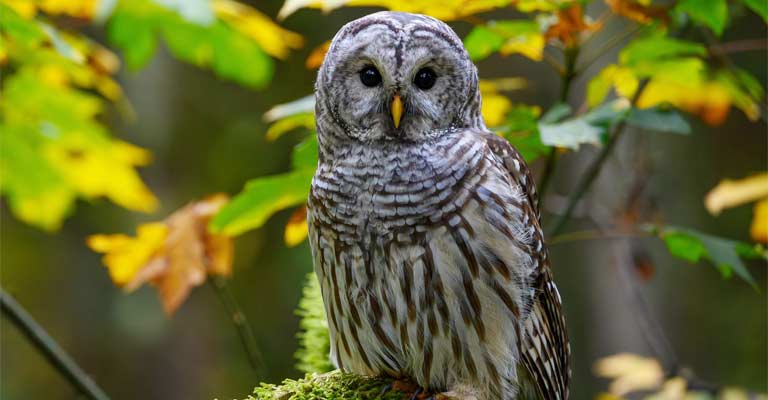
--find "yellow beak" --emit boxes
[391,94,403,129]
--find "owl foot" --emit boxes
[379,379,436,399]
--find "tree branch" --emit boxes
[1,287,111,400]
[546,79,650,236]
[210,277,266,378]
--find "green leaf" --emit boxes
[620,35,707,67]
[464,25,506,61]
[210,169,315,236]
[742,0,768,22]
[0,4,46,50]
[659,227,762,287]
[663,231,707,262]
[627,108,691,134]
[291,135,319,171]
[496,105,551,162]
[107,12,158,70]
[266,113,316,141]
[676,0,728,35]
[463,20,542,61]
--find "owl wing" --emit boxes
[482,132,571,400]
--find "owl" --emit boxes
[308,11,570,400]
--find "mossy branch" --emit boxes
[244,371,407,400]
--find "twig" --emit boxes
[1,288,111,400]
[538,45,581,206]
[548,228,650,245]
[546,79,650,236]
[209,276,266,378]
[574,23,643,75]
[708,38,768,55]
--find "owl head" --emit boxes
[315,12,484,151]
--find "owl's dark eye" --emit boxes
[359,66,382,87]
[413,68,437,90]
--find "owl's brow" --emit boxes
[409,26,463,53]
[343,18,399,38]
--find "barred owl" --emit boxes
[308,11,570,400]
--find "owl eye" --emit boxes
[359,66,382,87]
[413,68,437,90]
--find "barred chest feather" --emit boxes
[307,130,540,399]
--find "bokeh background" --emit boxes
[2,1,766,399]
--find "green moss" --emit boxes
[294,273,334,374]
[246,371,406,400]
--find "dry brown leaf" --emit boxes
[605,0,669,24]
[88,194,233,314]
[545,4,601,47]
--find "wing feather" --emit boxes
[482,132,571,400]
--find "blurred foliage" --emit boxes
[595,353,768,400]
[1,0,767,398]
[0,0,301,231]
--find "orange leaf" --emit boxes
[305,41,331,70]
[88,194,233,314]
[545,4,601,48]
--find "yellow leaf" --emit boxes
[278,0,512,21]
[38,0,97,19]
[45,139,158,213]
[594,393,626,400]
[88,222,168,288]
[11,184,76,232]
[605,0,670,24]
[478,78,526,127]
[3,0,37,18]
[751,199,768,243]
[285,206,309,247]
[266,113,316,141]
[88,195,233,314]
[704,173,768,215]
[594,353,664,396]
[499,32,545,61]
[213,0,304,60]
[639,80,731,125]
[481,93,512,127]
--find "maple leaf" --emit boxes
[88,194,233,314]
